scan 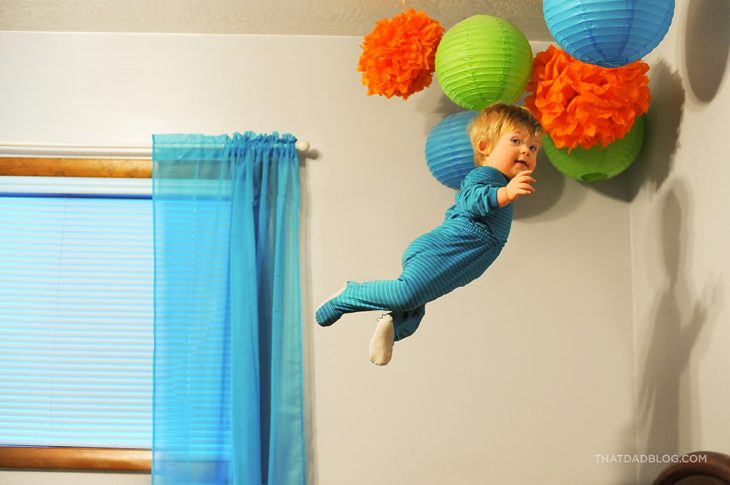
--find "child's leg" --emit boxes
[315,232,443,326]
[392,305,426,341]
[315,278,425,326]
[316,224,498,327]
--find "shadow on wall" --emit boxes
[636,179,725,483]
[583,170,632,202]
[684,0,730,104]
[627,61,685,200]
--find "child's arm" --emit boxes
[497,170,536,208]
[457,169,536,216]
[457,181,502,217]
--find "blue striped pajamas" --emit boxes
[316,166,513,341]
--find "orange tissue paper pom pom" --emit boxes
[357,9,444,100]
[525,45,651,151]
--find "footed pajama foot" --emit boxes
[314,284,347,326]
[369,313,394,366]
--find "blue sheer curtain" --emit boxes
[152,132,305,485]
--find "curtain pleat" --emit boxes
[152,132,305,485]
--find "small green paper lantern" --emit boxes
[435,15,533,110]
[544,117,645,181]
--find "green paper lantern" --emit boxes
[435,15,533,110]
[544,117,645,181]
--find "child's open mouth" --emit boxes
[515,160,529,169]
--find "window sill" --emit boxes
[0,447,151,472]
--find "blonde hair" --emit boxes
[467,103,544,165]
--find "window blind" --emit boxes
[0,194,153,448]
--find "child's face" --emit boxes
[477,130,542,179]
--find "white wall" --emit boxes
[628,0,730,482]
[0,32,637,484]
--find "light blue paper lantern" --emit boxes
[543,0,675,67]
[425,111,478,189]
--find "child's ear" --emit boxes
[477,139,491,157]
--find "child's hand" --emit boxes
[499,170,536,207]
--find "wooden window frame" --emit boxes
[0,157,151,178]
[0,157,152,472]
[0,447,151,472]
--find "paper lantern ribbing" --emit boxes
[543,0,675,67]
[435,15,533,110]
[425,111,478,189]
[544,117,645,181]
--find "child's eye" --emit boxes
[511,137,520,144]
[530,145,538,151]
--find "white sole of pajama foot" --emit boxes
[369,314,394,366]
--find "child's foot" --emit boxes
[314,284,347,326]
[369,313,394,366]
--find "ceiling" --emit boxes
[0,0,552,40]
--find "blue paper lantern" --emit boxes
[425,111,478,189]
[543,0,675,67]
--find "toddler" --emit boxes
[316,103,544,365]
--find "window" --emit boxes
[0,158,153,471]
